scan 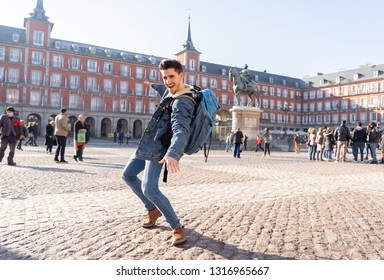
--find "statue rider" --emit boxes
[240,64,252,91]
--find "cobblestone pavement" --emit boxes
[0,139,383,260]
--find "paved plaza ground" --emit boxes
[0,139,383,260]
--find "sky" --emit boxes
[1,0,384,78]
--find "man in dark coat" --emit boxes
[0,106,25,165]
[233,128,244,158]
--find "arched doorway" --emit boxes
[117,119,128,133]
[101,118,112,137]
[26,113,42,135]
[133,120,143,139]
[68,116,78,138]
[85,117,96,137]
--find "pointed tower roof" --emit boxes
[182,14,198,52]
[28,0,49,21]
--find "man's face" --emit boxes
[161,68,184,94]
[6,110,14,117]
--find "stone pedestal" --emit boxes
[230,106,263,149]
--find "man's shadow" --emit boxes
[154,226,294,260]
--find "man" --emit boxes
[54,108,70,163]
[0,106,25,166]
[122,59,195,246]
[334,120,351,162]
[233,128,244,158]
[366,122,380,164]
[351,121,366,162]
[32,121,39,146]
[293,132,302,154]
[240,64,252,90]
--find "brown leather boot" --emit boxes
[142,208,162,228]
[172,226,187,246]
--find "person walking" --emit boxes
[233,128,244,158]
[32,122,39,146]
[293,132,301,154]
[73,114,88,162]
[54,108,70,163]
[16,120,28,150]
[121,59,194,246]
[262,127,272,157]
[113,131,117,144]
[24,122,35,146]
[0,106,25,166]
[255,134,264,152]
[118,129,124,146]
[225,132,232,152]
[125,131,131,145]
[243,134,248,151]
[334,120,351,163]
[45,120,55,154]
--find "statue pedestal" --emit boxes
[230,106,263,149]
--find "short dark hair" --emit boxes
[61,108,67,114]
[6,106,15,113]
[341,120,346,125]
[357,121,362,126]
[158,59,183,74]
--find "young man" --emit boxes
[0,106,25,165]
[54,108,70,163]
[122,59,195,246]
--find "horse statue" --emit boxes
[229,68,261,107]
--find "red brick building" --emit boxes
[1,0,383,140]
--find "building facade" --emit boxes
[1,0,383,140]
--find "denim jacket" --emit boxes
[135,84,195,161]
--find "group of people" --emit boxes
[225,127,273,157]
[113,130,131,145]
[302,120,384,164]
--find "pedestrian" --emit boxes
[287,135,294,152]
[16,120,28,150]
[315,127,325,161]
[121,59,194,246]
[293,132,301,154]
[113,131,117,143]
[262,127,272,157]
[118,129,124,145]
[243,134,248,151]
[308,128,317,160]
[351,121,366,162]
[54,108,70,163]
[334,120,351,162]
[366,122,380,164]
[379,130,384,164]
[225,132,232,152]
[32,121,39,146]
[0,106,25,166]
[233,128,244,158]
[125,131,131,145]
[323,127,335,161]
[73,114,88,162]
[24,122,34,146]
[255,134,264,152]
[45,120,55,154]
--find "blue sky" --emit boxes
[2,0,384,78]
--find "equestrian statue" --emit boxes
[229,64,261,107]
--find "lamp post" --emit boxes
[283,101,289,137]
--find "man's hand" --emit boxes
[158,156,180,174]
[19,135,25,140]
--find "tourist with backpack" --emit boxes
[334,120,351,162]
[366,122,380,164]
[351,121,366,162]
[121,59,218,246]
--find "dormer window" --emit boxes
[335,76,342,83]
[201,65,206,73]
[72,44,79,52]
[104,49,111,57]
[353,73,361,80]
[54,41,61,49]
[12,33,20,43]
[269,77,273,84]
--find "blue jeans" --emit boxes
[122,153,181,229]
[370,143,377,161]
[309,145,317,160]
[234,143,241,157]
[324,150,332,159]
[352,142,365,161]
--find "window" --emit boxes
[10,49,21,62]
[210,79,217,88]
[70,58,80,70]
[135,83,143,95]
[0,47,5,60]
[351,85,358,94]
[297,103,301,112]
[51,93,61,107]
[270,113,275,123]
[277,88,282,97]
[332,114,339,124]
[317,90,323,98]
[325,89,331,97]
[135,101,143,113]
[309,90,316,99]
[91,98,101,111]
[31,51,43,65]
[254,75,258,81]
[222,80,228,90]
[283,89,288,98]
[201,77,208,88]
[50,73,61,87]
[188,75,195,86]
[262,99,268,109]
[103,62,113,74]
[189,59,195,71]
[310,102,315,112]
[120,100,128,112]
[136,67,144,79]
[52,55,63,68]
[317,102,322,111]
[222,69,226,76]
[33,30,44,46]
[270,100,275,109]
[6,89,19,103]
[8,68,20,83]
[341,99,348,110]
[12,33,20,42]
[54,41,61,49]
[325,114,330,123]
[262,86,268,95]
[0,67,4,82]
[371,82,378,93]
[269,77,273,84]
[303,103,308,112]
[222,94,228,105]
[270,87,275,96]
[70,75,79,89]
[342,86,348,96]
[201,65,206,72]
[104,79,113,93]
[370,96,378,107]
[30,91,41,106]
[290,90,295,99]
[360,112,367,123]
[370,112,377,121]
[149,69,157,80]
[360,98,367,108]
[350,113,356,122]
[112,100,118,112]
[334,88,339,96]
[87,77,97,92]
[303,91,308,100]
[149,86,157,97]
[31,70,42,85]
[149,102,156,114]
[87,60,97,72]
[350,99,357,109]
[120,81,128,94]
[361,84,368,93]
[325,101,331,110]
[332,100,339,110]
[316,115,322,124]
[121,65,129,77]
